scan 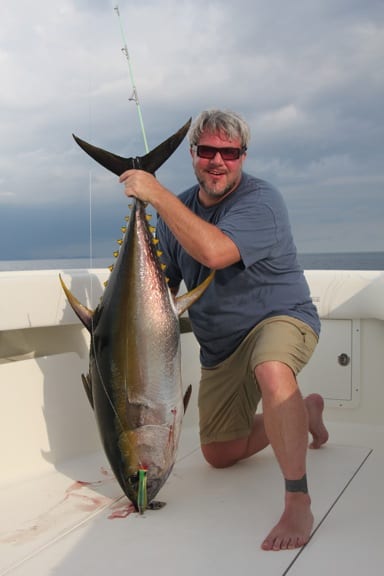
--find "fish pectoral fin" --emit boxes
[59,274,94,332]
[183,385,192,414]
[174,270,215,316]
[81,373,94,409]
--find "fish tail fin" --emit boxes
[72,118,192,176]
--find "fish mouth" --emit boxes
[124,470,170,510]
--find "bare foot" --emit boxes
[261,493,314,551]
[305,393,329,449]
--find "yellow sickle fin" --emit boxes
[59,274,94,332]
[174,271,215,317]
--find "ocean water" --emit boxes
[298,251,384,271]
[0,252,383,272]
[0,258,112,272]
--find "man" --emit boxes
[120,109,329,551]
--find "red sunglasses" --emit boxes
[193,145,247,161]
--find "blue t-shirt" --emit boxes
[157,173,320,367]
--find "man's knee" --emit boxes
[254,360,296,396]
[201,440,245,468]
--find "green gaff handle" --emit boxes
[137,469,148,514]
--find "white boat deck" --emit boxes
[1,422,383,576]
[1,269,384,575]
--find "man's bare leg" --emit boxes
[255,361,326,551]
[201,392,327,468]
[200,368,328,550]
[201,412,270,468]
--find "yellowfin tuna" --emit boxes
[60,120,213,511]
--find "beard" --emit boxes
[196,172,238,202]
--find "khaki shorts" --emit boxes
[198,315,318,445]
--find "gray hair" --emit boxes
[188,109,251,148]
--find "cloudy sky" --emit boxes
[0,0,383,262]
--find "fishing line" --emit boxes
[85,45,112,423]
[88,169,94,296]
[84,7,155,458]
[86,47,95,299]
[88,169,125,433]
[114,5,158,223]
[114,4,149,154]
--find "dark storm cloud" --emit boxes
[0,0,383,258]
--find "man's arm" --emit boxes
[120,170,240,270]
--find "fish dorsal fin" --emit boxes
[174,271,215,317]
[59,274,94,332]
